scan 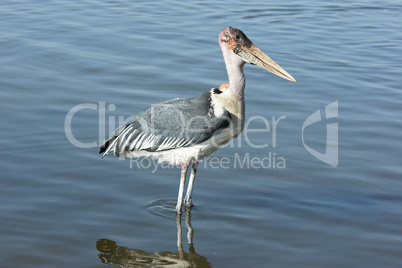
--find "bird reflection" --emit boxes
[96,207,211,267]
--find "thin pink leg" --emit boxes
[184,160,198,207]
[176,163,189,214]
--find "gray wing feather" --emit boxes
[100,90,231,157]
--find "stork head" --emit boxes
[219,27,296,82]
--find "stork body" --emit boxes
[100,27,295,214]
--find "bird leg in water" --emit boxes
[184,160,198,207]
[176,163,189,214]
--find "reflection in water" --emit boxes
[96,207,211,267]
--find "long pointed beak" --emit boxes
[238,43,296,82]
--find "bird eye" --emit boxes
[235,34,240,40]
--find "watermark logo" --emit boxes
[129,152,285,173]
[64,100,339,170]
[302,101,338,167]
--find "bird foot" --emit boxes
[183,198,193,208]
[175,204,183,214]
